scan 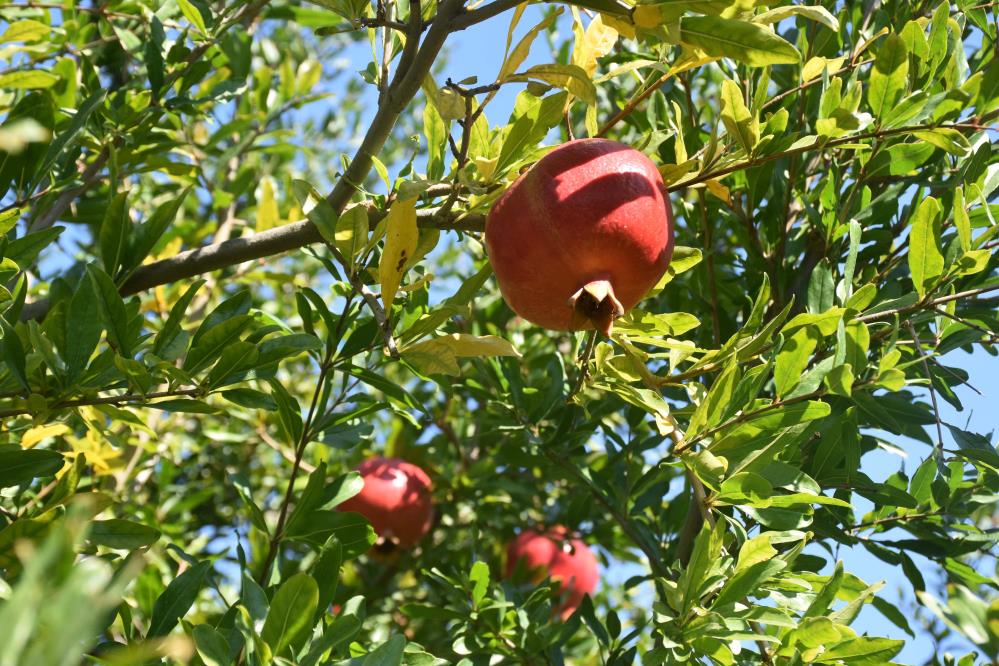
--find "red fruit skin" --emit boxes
[505,527,599,619]
[337,457,433,549]
[485,138,674,331]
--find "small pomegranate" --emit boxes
[505,527,599,619]
[337,457,433,551]
[485,138,674,335]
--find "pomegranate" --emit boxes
[485,138,674,335]
[337,457,433,551]
[505,527,599,619]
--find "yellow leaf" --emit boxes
[704,178,730,204]
[802,55,846,82]
[379,196,418,312]
[475,156,498,181]
[402,334,521,376]
[659,159,697,185]
[21,423,70,449]
[499,7,561,82]
[67,431,123,476]
[573,15,618,78]
[600,12,635,40]
[633,5,661,30]
[255,176,280,231]
[506,63,596,105]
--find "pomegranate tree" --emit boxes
[485,138,674,335]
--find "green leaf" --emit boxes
[0,70,59,89]
[285,510,377,558]
[912,128,971,156]
[62,279,102,381]
[87,519,161,549]
[222,388,277,411]
[774,326,820,397]
[679,520,725,614]
[177,0,209,36]
[720,79,758,154]
[0,315,29,391]
[4,226,63,266]
[149,398,220,414]
[470,560,490,607]
[868,34,908,118]
[907,196,944,298]
[711,401,831,455]
[205,340,259,388]
[99,192,130,276]
[184,315,253,375]
[193,625,231,666]
[495,91,568,175]
[148,561,212,637]
[953,186,971,252]
[34,90,105,186]
[152,279,204,357]
[190,290,252,348]
[362,634,406,666]
[0,20,52,44]
[713,559,786,608]
[0,449,64,488]
[86,264,131,357]
[819,637,904,662]
[680,16,800,67]
[807,260,835,314]
[126,186,192,272]
[754,5,839,32]
[146,17,165,98]
[261,573,320,657]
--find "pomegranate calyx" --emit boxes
[568,279,624,336]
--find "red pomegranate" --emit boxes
[337,457,433,550]
[505,527,600,619]
[485,138,674,335]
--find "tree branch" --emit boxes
[854,283,999,323]
[20,208,484,321]
[449,0,532,31]
[0,388,201,419]
[325,0,467,214]
[670,121,993,193]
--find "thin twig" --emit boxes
[855,284,999,322]
[907,321,945,454]
[931,306,999,343]
[567,330,598,402]
[672,121,993,192]
[849,510,941,533]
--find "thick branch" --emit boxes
[20,208,484,321]
[449,0,529,31]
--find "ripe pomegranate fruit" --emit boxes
[337,457,433,551]
[485,138,674,335]
[505,527,599,619]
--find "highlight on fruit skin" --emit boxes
[485,138,675,336]
[337,456,434,553]
[505,526,600,619]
